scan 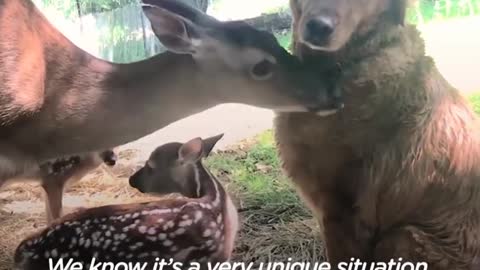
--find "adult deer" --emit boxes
[0,0,341,185]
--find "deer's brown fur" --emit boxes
[275,0,480,268]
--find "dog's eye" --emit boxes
[250,59,274,80]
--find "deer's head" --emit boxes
[143,0,343,114]
[129,134,223,197]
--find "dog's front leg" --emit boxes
[316,190,373,268]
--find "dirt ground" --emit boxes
[1,17,479,269]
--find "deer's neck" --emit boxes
[11,44,223,161]
[14,52,221,160]
[192,163,227,210]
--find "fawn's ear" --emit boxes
[202,134,224,157]
[391,0,407,25]
[178,137,203,163]
[143,5,202,54]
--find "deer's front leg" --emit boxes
[41,179,65,224]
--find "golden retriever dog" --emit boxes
[275,0,480,268]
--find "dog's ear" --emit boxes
[391,0,407,25]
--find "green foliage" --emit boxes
[39,0,137,16]
[468,92,480,114]
[264,4,289,15]
[407,0,480,24]
[274,30,293,51]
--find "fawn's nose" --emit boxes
[304,17,336,47]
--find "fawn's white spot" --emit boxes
[194,211,203,222]
[148,228,157,235]
[158,233,166,240]
[147,236,157,242]
[138,226,147,234]
[179,220,192,227]
[203,229,212,237]
[163,221,175,230]
[104,240,112,249]
[163,240,173,247]
[174,228,186,235]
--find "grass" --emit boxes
[206,131,310,220]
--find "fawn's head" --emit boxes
[129,134,223,197]
[291,0,408,52]
[143,0,343,114]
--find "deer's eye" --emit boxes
[250,59,274,80]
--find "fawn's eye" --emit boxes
[250,59,274,80]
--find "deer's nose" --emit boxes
[129,176,138,189]
[304,17,336,47]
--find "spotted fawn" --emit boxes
[14,134,238,269]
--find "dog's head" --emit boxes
[291,0,408,52]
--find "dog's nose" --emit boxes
[304,17,335,46]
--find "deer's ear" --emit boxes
[179,137,204,163]
[202,134,224,157]
[143,5,202,54]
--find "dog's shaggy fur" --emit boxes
[275,0,480,268]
